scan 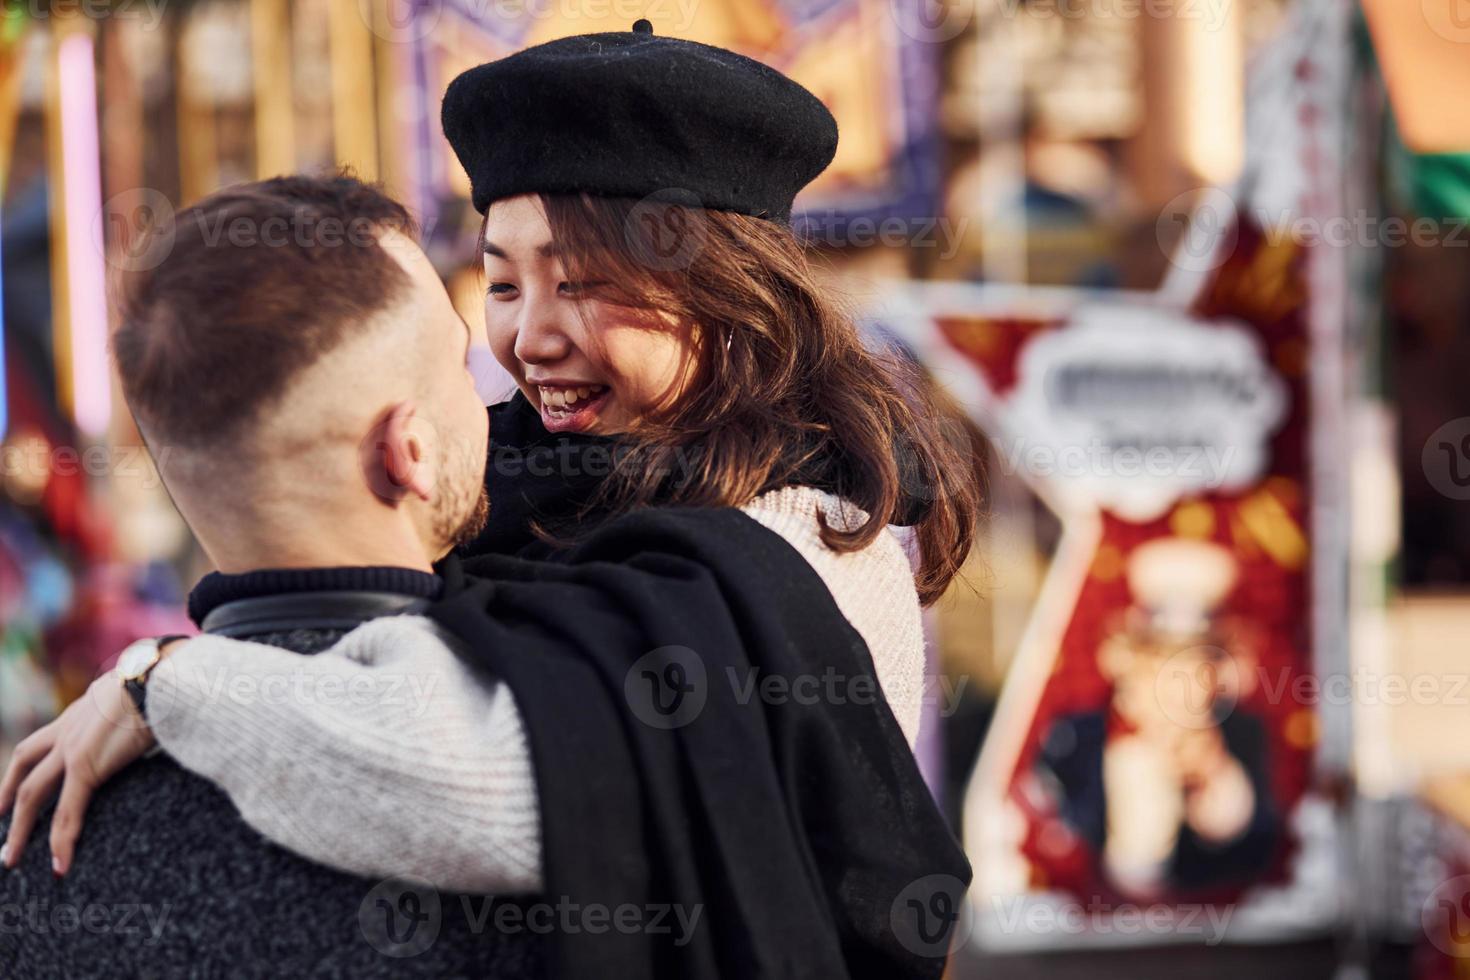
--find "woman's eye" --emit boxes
[487,282,518,299]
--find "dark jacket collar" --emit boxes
[187,564,444,631]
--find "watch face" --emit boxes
[116,640,159,680]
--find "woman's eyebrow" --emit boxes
[480,239,561,260]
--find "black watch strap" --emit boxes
[126,634,189,721]
[123,675,148,718]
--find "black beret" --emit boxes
[440,21,838,222]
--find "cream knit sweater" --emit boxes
[147,486,925,895]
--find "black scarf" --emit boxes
[433,520,969,977]
[457,393,621,558]
[460,392,932,561]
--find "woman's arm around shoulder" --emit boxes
[146,615,542,894]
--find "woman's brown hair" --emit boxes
[509,193,982,606]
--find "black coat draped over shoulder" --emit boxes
[432,502,971,979]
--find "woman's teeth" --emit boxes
[539,385,606,414]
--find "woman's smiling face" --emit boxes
[480,194,699,435]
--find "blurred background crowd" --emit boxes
[0,0,1467,977]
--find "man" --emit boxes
[0,175,544,976]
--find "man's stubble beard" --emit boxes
[432,435,491,552]
[452,484,491,548]
[435,443,493,552]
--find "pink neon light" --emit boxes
[59,32,109,436]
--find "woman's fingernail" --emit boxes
[0,844,10,867]
[51,854,62,877]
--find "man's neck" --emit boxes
[209,543,436,576]
[195,513,439,577]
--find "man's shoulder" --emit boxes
[0,756,545,978]
[0,755,351,974]
[0,754,320,879]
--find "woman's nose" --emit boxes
[513,307,572,365]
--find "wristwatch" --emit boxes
[116,635,188,720]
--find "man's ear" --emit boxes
[362,400,435,504]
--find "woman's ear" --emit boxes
[362,400,435,504]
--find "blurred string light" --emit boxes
[0,199,6,440]
[0,6,23,442]
[57,30,108,437]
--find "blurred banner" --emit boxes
[397,0,940,243]
[864,0,1352,949]
[873,236,1339,947]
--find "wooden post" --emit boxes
[176,10,219,204]
[44,24,73,420]
[329,0,378,178]
[251,0,295,178]
[1132,1,1243,211]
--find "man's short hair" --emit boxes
[113,174,417,450]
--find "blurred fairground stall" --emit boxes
[0,0,1468,977]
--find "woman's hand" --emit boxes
[0,669,157,875]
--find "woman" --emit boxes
[2,21,980,978]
